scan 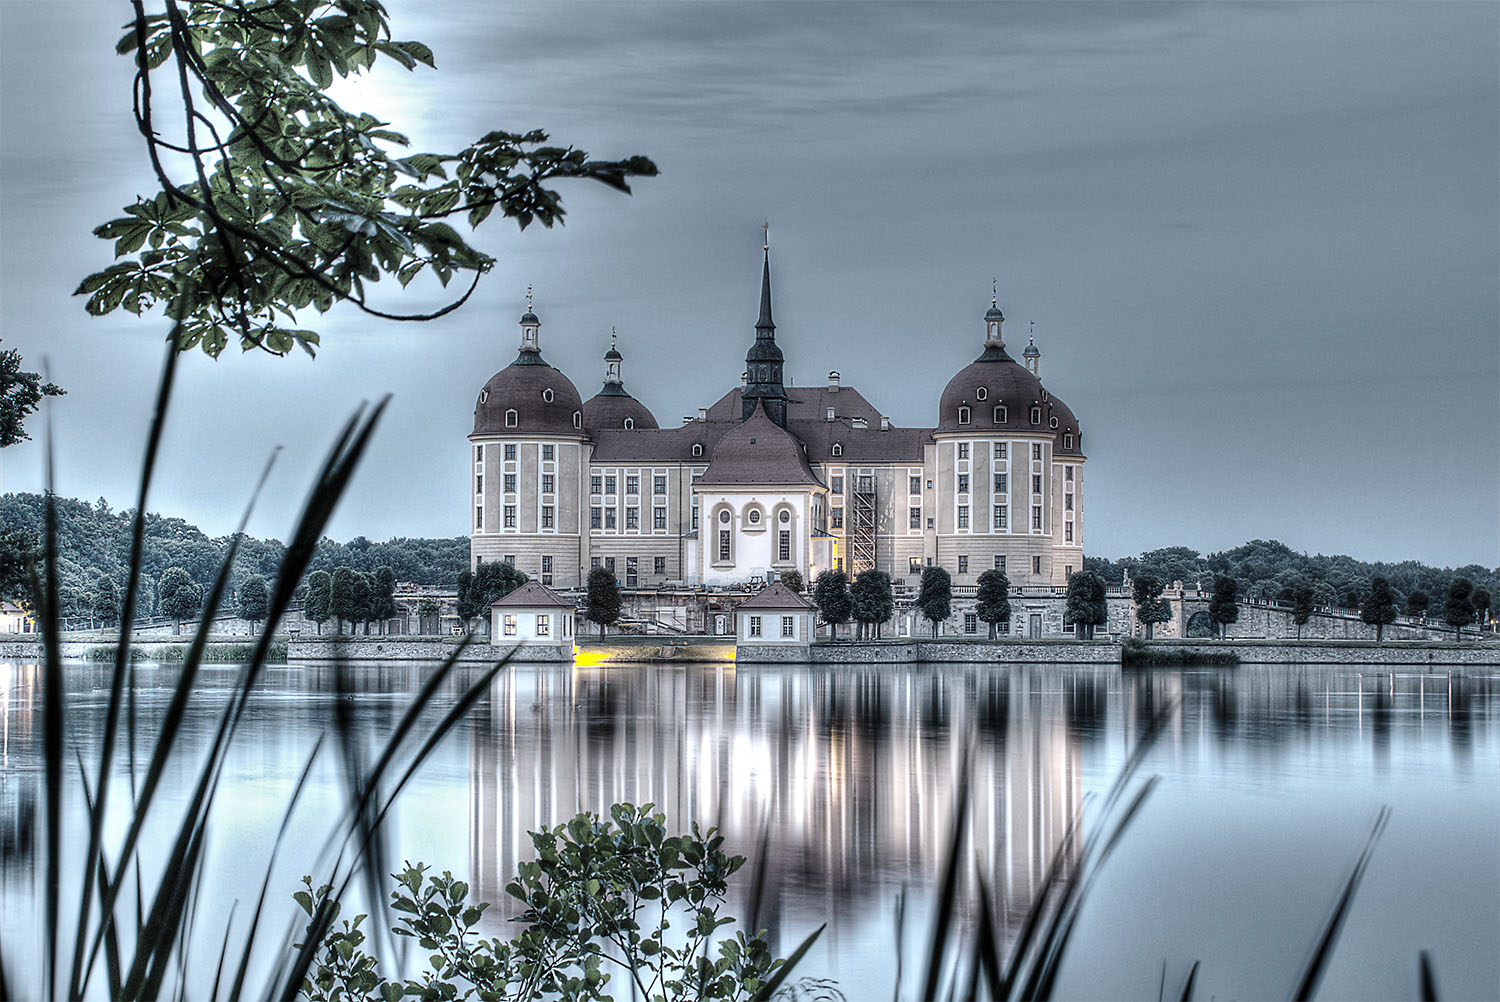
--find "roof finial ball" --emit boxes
[519,286,541,354]
[984,279,1005,346]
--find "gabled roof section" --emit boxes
[490,580,574,610]
[736,581,816,610]
[695,404,824,487]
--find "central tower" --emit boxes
[741,235,788,426]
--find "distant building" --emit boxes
[489,580,576,651]
[468,247,1085,599]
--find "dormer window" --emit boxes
[479,389,489,404]
[505,409,518,428]
[1064,433,1074,450]
[976,387,987,401]
[957,406,971,425]
[692,443,703,457]
[624,417,635,430]
[573,411,582,429]
[1030,406,1042,425]
[1050,416,1059,429]
[994,405,1007,423]
[832,443,843,457]
[542,388,554,403]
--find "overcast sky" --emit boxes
[1,1,1496,568]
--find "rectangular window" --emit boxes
[475,445,483,463]
[1032,444,1042,461]
[964,612,978,634]
[1032,506,1042,530]
[832,475,844,495]
[781,615,795,638]
[535,614,549,636]
[541,555,553,585]
[626,507,639,530]
[749,616,762,638]
[654,556,666,576]
[1032,474,1042,495]
[692,507,699,532]
[994,405,1008,423]
[779,530,791,562]
[957,505,970,528]
[994,555,1006,572]
[504,473,516,493]
[475,473,483,495]
[996,442,1007,459]
[606,508,618,529]
[626,557,638,587]
[910,475,921,495]
[831,508,844,529]
[605,475,617,495]
[504,615,516,636]
[718,530,731,562]
[1065,564,1073,580]
[591,507,602,529]
[958,555,968,574]
[1065,493,1073,510]
[995,473,1007,494]
[653,507,667,530]
[1065,466,1074,482]
[541,474,554,494]
[591,557,601,569]
[654,475,667,495]
[910,557,923,574]
[1033,556,1042,575]
[505,554,515,566]
[504,444,516,461]
[475,506,483,530]
[605,557,615,574]
[958,443,970,459]
[542,506,554,528]
[542,445,555,461]
[909,507,921,529]
[503,505,516,528]
[591,474,602,494]
[1065,521,1074,542]
[994,505,1007,529]
[626,475,639,495]
[957,474,969,494]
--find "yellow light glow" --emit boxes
[572,649,609,668]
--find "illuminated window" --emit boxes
[535,615,549,636]
[504,615,516,636]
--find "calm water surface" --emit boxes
[1,659,1496,1000]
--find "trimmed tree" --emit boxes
[850,570,894,640]
[975,569,1011,639]
[303,570,332,635]
[778,569,804,593]
[585,566,623,637]
[373,566,399,634]
[89,572,120,628]
[1360,576,1398,642]
[349,571,374,634]
[417,597,441,635]
[237,573,270,635]
[158,566,202,636]
[1291,585,1315,640]
[1208,575,1240,639]
[1405,589,1430,619]
[916,566,952,638]
[1471,587,1492,633]
[812,570,852,638]
[1130,574,1171,641]
[1443,577,1473,641]
[330,567,358,635]
[1065,571,1108,640]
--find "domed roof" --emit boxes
[985,304,1005,321]
[520,310,539,325]
[583,386,659,431]
[937,343,1080,451]
[472,354,584,436]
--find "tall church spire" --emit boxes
[742,225,788,425]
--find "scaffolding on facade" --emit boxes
[849,475,877,576]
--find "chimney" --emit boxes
[697,407,707,422]
[880,415,890,431]
[828,370,841,391]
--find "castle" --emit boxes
[468,245,1085,617]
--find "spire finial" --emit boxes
[611,326,617,350]
[526,284,533,311]
[1029,319,1035,345]
[763,219,770,252]
[992,278,998,308]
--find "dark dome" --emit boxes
[603,346,623,361]
[937,345,1079,448]
[472,355,584,436]
[520,310,539,325]
[985,305,1005,321]
[583,387,659,431]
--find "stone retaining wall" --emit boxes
[286,635,568,662]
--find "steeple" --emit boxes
[1024,320,1041,375]
[984,279,1005,346]
[599,327,627,394]
[515,286,545,365]
[742,225,788,425]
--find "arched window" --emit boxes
[505,409,518,428]
[624,417,635,430]
[831,443,843,457]
[691,443,703,457]
[993,405,1007,423]
[573,411,581,429]
[542,388,554,403]
[976,387,987,401]
[1030,406,1041,425]
[958,406,971,425]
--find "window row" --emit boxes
[589,555,670,585]
[746,615,797,638]
[477,444,555,461]
[955,405,1045,426]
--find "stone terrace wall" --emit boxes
[286,635,568,662]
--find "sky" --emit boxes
[0,1,1496,568]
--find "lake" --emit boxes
[1,659,1496,1000]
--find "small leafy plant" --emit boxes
[297,804,822,1002]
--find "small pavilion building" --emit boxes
[734,581,816,661]
[490,580,576,657]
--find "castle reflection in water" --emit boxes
[465,663,1494,949]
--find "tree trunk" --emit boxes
[1145,622,1153,641]
[1376,623,1383,642]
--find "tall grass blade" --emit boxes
[1179,959,1199,1001]
[971,871,1004,1002]
[1418,950,1438,1002]
[752,923,826,1002]
[891,885,906,1002]
[1290,806,1392,1001]
[921,741,971,1002]
[208,902,237,1002]
[38,395,64,1002]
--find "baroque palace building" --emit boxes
[468,246,1085,601]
